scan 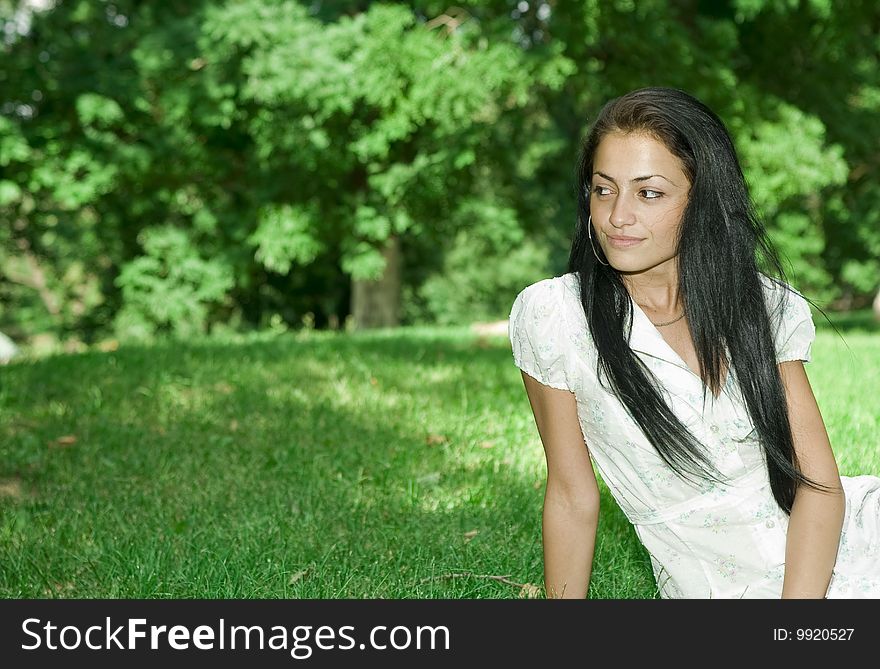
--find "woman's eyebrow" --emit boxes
[593,171,675,185]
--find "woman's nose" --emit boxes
[609,193,637,228]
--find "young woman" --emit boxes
[509,86,880,599]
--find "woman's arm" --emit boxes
[520,370,601,599]
[777,359,846,599]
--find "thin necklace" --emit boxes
[650,311,685,327]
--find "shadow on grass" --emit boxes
[12,306,875,598]
[0,332,656,599]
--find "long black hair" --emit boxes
[568,86,836,514]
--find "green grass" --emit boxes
[0,322,877,599]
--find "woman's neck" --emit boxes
[620,261,681,313]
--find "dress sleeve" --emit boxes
[508,279,573,391]
[766,279,816,364]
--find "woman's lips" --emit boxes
[607,235,645,248]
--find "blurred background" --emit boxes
[1,0,879,357]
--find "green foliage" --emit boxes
[1,0,878,345]
[0,117,31,166]
[114,226,234,339]
[419,229,550,326]
[416,199,550,325]
[75,93,125,126]
[736,99,849,299]
[739,101,848,213]
[250,204,324,275]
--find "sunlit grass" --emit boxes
[0,321,876,599]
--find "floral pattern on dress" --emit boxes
[714,554,741,580]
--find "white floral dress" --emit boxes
[508,271,880,598]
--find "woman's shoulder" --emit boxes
[756,272,810,317]
[757,272,804,299]
[514,271,580,304]
[508,273,582,391]
[756,272,816,363]
[514,271,577,295]
[510,273,582,328]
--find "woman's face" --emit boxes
[589,131,691,275]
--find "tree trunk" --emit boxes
[350,235,401,330]
[873,286,880,323]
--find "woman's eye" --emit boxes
[591,185,662,199]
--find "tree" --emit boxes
[1,0,877,345]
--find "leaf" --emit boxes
[250,204,324,274]
[75,93,125,127]
[0,478,24,500]
[0,180,22,206]
[49,435,77,447]
[519,583,542,599]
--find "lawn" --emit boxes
[1,315,877,598]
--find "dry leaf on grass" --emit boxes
[49,435,77,448]
[425,434,449,447]
[518,583,543,599]
[463,529,479,542]
[0,478,24,500]
[47,582,76,595]
[288,568,310,585]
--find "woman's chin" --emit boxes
[608,253,677,275]
[604,256,643,272]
